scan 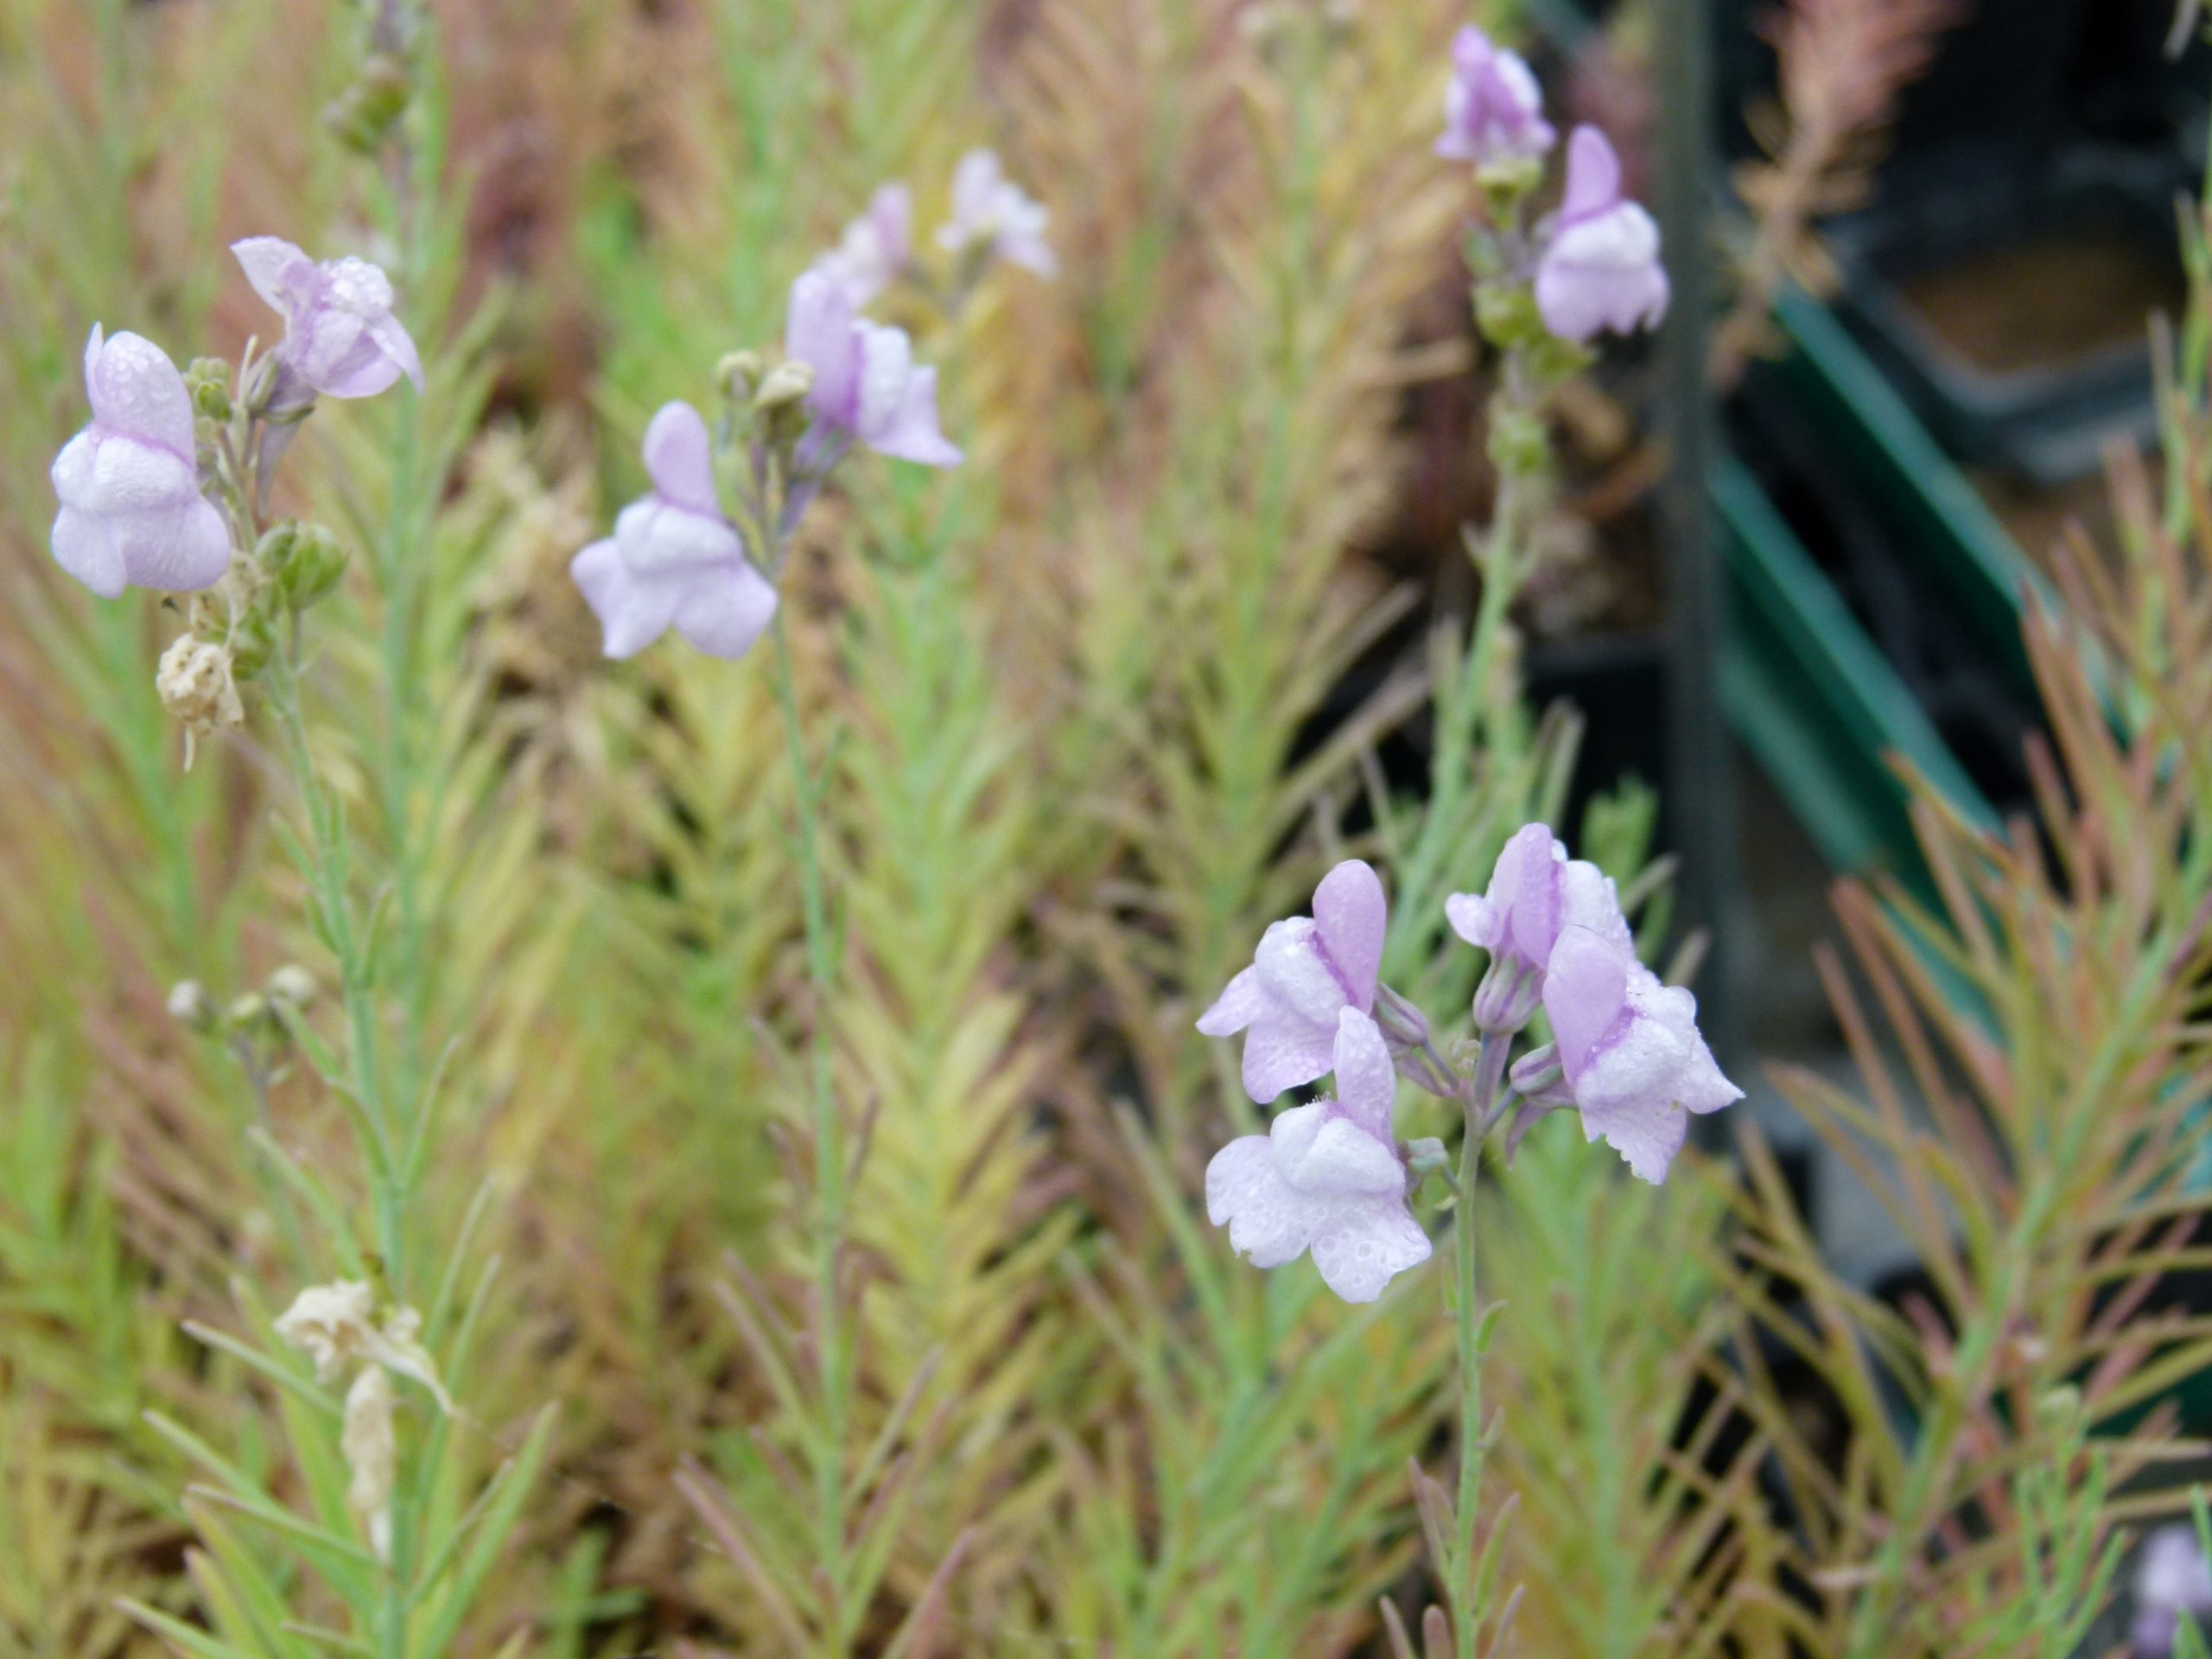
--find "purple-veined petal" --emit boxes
[1313,860,1385,1010]
[1543,925,1631,1078]
[1328,1007,1397,1141]
[1255,917,1349,1026]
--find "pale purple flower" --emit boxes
[1198,860,1388,1103]
[1447,822,1630,981]
[1206,1007,1432,1303]
[232,237,423,401]
[1533,127,1669,344]
[2134,1525,2212,1657]
[810,183,915,310]
[569,401,778,661]
[1541,925,1739,1183]
[935,149,1057,278]
[50,326,229,599]
[1435,26,1554,165]
[784,271,962,468]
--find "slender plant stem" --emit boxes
[1451,1033,1513,1658]
[769,612,852,1652]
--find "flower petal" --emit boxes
[86,328,194,459]
[1579,1092,1688,1184]
[1276,1113,1406,1198]
[1239,1011,1336,1103]
[1560,857,1634,953]
[671,559,780,661]
[1445,890,1498,948]
[1328,1007,1397,1142]
[1205,1135,1316,1268]
[786,270,860,424]
[1313,860,1385,1010]
[1310,1201,1432,1302]
[640,401,721,517]
[570,537,678,659]
[366,310,425,395]
[50,506,124,599]
[613,498,745,573]
[1543,925,1631,1078]
[868,360,962,467]
[1254,918,1347,1026]
[232,236,314,317]
[1196,963,1266,1037]
[1559,124,1624,222]
[115,495,232,592]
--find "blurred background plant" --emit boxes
[7,0,2212,1654]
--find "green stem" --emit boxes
[1452,1034,1512,1658]
[261,651,404,1280]
[769,613,851,1653]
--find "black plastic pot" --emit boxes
[1829,140,2191,483]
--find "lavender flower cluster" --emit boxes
[569,148,1052,663]
[44,31,1702,1319]
[1436,25,1670,343]
[1200,830,1740,1304]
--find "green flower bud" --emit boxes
[186,358,234,423]
[257,521,350,611]
[1477,155,1544,219]
[717,350,764,401]
[327,52,411,154]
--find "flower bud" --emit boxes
[1371,984,1430,1051]
[267,963,318,1007]
[227,992,270,1028]
[257,520,350,611]
[1406,1136,1451,1173]
[717,350,764,401]
[1477,154,1544,217]
[167,980,219,1031]
[1507,1041,1567,1102]
[327,52,411,154]
[754,359,814,413]
[187,358,234,423]
[1471,956,1541,1036]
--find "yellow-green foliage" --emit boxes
[12,0,2209,1656]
